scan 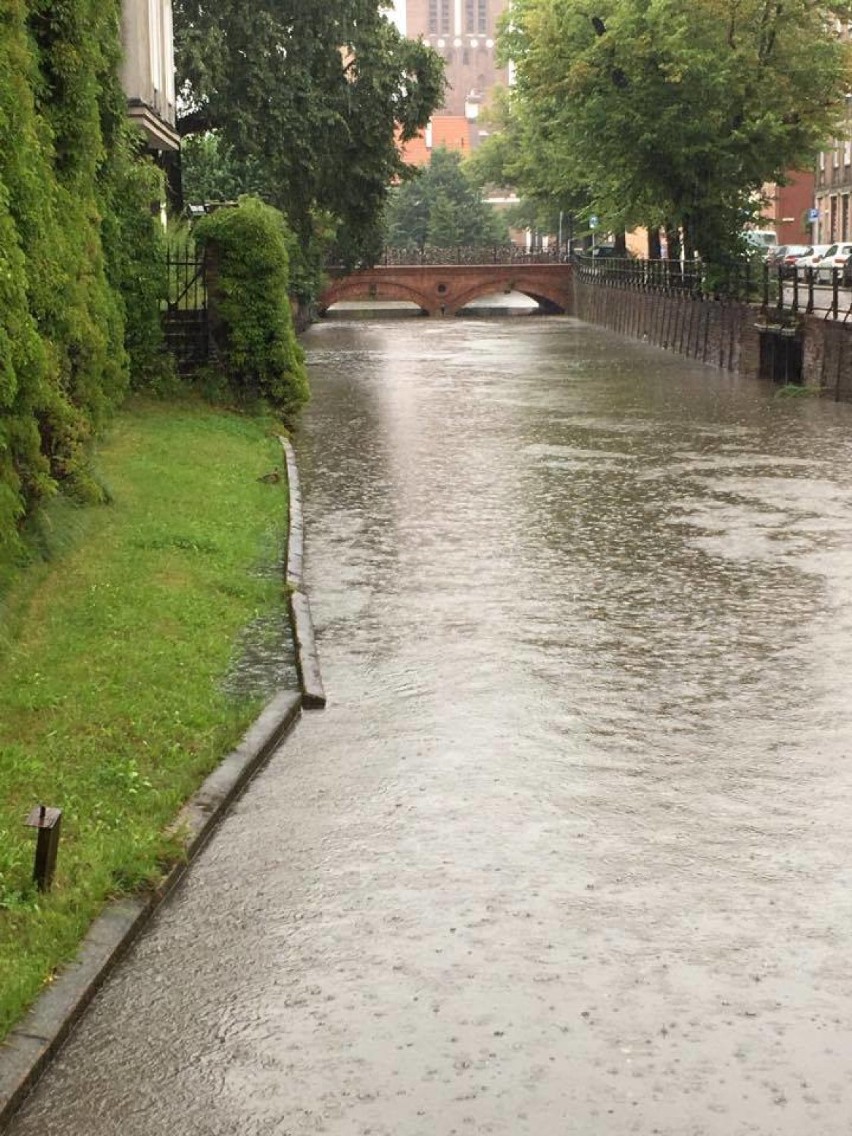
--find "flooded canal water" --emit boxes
[8,316,852,1134]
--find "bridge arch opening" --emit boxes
[323,299,427,318]
[319,277,431,317]
[456,289,542,315]
[451,279,568,316]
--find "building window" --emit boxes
[429,0,438,34]
[440,0,451,35]
[833,141,840,168]
[465,0,475,32]
[845,139,851,166]
[149,0,163,98]
[477,0,487,33]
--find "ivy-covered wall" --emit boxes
[0,0,167,560]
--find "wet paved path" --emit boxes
[8,317,852,1134]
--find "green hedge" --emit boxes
[0,0,167,566]
[194,198,309,419]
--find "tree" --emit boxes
[500,0,852,265]
[181,134,265,206]
[465,86,593,248]
[384,148,508,248]
[174,1,445,280]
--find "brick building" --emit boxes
[813,100,852,245]
[402,0,509,117]
[764,171,817,246]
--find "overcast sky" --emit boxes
[386,1,404,33]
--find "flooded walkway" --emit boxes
[8,317,852,1134]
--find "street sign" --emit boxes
[807,207,820,223]
[589,215,599,230]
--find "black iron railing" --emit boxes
[767,265,852,322]
[575,254,852,321]
[574,254,762,302]
[162,249,209,372]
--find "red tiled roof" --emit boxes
[399,131,430,167]
[431,116,473,152]
[397,116,475,167]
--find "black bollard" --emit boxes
[25,805,62,891]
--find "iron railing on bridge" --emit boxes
[329,245,565,269]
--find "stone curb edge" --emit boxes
[0,689,303,1128]
[279,436,327,710]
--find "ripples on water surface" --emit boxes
[9,317,852,1135]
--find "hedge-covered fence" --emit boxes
[194,198,308,420]
[0,0,168,564]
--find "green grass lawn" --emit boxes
[0,398,289,1040]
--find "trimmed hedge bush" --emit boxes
[194,198,309,418]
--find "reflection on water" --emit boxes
[9,316,852,1136]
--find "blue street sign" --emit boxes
[807,207,820,223]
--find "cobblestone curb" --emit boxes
[280,436,327,709]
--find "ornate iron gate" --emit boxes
[162,249,209,372]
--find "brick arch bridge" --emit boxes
[318,256,574,317]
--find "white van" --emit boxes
[741,229,778,250]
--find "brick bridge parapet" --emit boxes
[319,260,575,317]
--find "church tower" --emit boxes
[402,0,509,117]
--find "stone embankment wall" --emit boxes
[802,315,852,400]
[575,275,852,400]
[573,277,761,379]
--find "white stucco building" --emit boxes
[120,0,179,152]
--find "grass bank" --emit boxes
[0,398,289,1040]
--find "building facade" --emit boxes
[764,171,816,246]
[814,102,852,246]
[120,0,179,152]
[403,0,509,117]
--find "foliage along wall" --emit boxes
[0,0,167,563]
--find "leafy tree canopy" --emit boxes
[384,148,508,248]
[175,1,445,273]
[466,86,592,244]
[499,0,852,263]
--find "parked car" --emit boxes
[589,244,619,259]
[815,242,852,282]
[842,253,852,286]
[765,244,789,270]
[776,244,813,278]
[793,244,831,275]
